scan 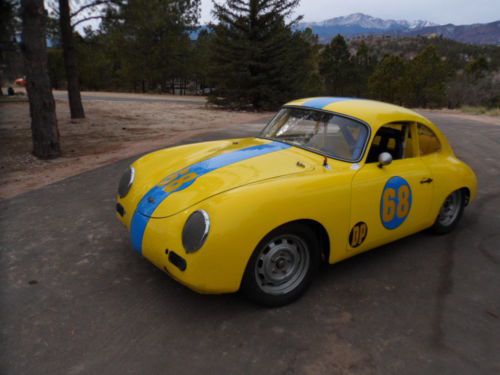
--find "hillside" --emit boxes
[405,21,500,45]
[347,35,500,70]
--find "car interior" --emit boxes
[305,116,367,160]
[307,132,352,159]
[366,123,415,163]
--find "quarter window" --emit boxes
[418,124,441,155]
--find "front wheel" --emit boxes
[241,223,320,307]
[431,189,465,234]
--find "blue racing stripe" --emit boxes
[130,141,291,254]
[303,97,353,109]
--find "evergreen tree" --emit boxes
[47,47,65,89]
[191,29,214,94]
[209,0,310,110]
[447,55,496,108]
[319,34,353,96]
[351,41,376,97]
[275,27,324,99]
[465,56,489,79]
[58,0,86,118]
[405,46,449,108]
[368,55,407,104]
[76,30,116,91]
[0,0,19,95]
[21,0,61,159]
[103,0,200,93]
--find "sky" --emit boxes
[201,0,500,25]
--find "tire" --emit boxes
[431,189,465,235]
[241,223,320,307]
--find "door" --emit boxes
[348,122,433,253]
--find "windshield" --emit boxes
[261,107,369,162]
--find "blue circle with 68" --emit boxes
[380,176,412,230]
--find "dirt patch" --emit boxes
[54,89,206,102]
[0,98,271,200]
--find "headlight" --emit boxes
[182,210,210,253]
[118,166,135,198]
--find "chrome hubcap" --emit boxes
[255,235,310,295]
[438,191,461,226]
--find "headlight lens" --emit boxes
[182,210,210,253]
[118,166,135,198]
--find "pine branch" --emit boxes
[71,15,103,28]
[70,0,109,19]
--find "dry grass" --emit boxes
[460,106,500,117]
[0,98,271,200]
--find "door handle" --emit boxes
[420,178,433,184]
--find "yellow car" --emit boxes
[116,97,477,306]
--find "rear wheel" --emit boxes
[241,223,320,307]
[431,189,465,234]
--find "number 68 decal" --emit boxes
[380,176,412,229]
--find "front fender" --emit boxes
[135,168,352,294]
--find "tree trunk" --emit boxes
[21,0,61,159]
[59,0,85,119]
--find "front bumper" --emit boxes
[116,200,246,294]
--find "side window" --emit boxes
[366,123,416,163]
[418,124,441,156]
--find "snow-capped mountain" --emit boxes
[298,13,442,41]
[191,13,499,46]
[297,13,499,45]
[406,19,438,30]
[301,13,438,31]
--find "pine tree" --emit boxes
[103,0,200,94]
[368,55,407,104]
[319,34,353,96]
[289,28,324,97]
[465,56,489,79]
[21,0,61,159]
[405,46,449,108]
[58,0,86,118]
[351,41,376,97]
[0,0,19,95]
[209,0,305,110]
[191,30,214,94]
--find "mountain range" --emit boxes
[298,13,500,45]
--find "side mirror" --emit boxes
[378,152,393,168]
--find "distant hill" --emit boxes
[347,35,500,71]
[405,21,500,45]
[298,13,500,45]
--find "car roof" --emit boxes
[285,97,434,130]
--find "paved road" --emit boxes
[53,91,206,105]
[1,114,499,375]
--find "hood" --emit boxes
[132,138,316,218]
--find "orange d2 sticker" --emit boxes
[349,222,368,248]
